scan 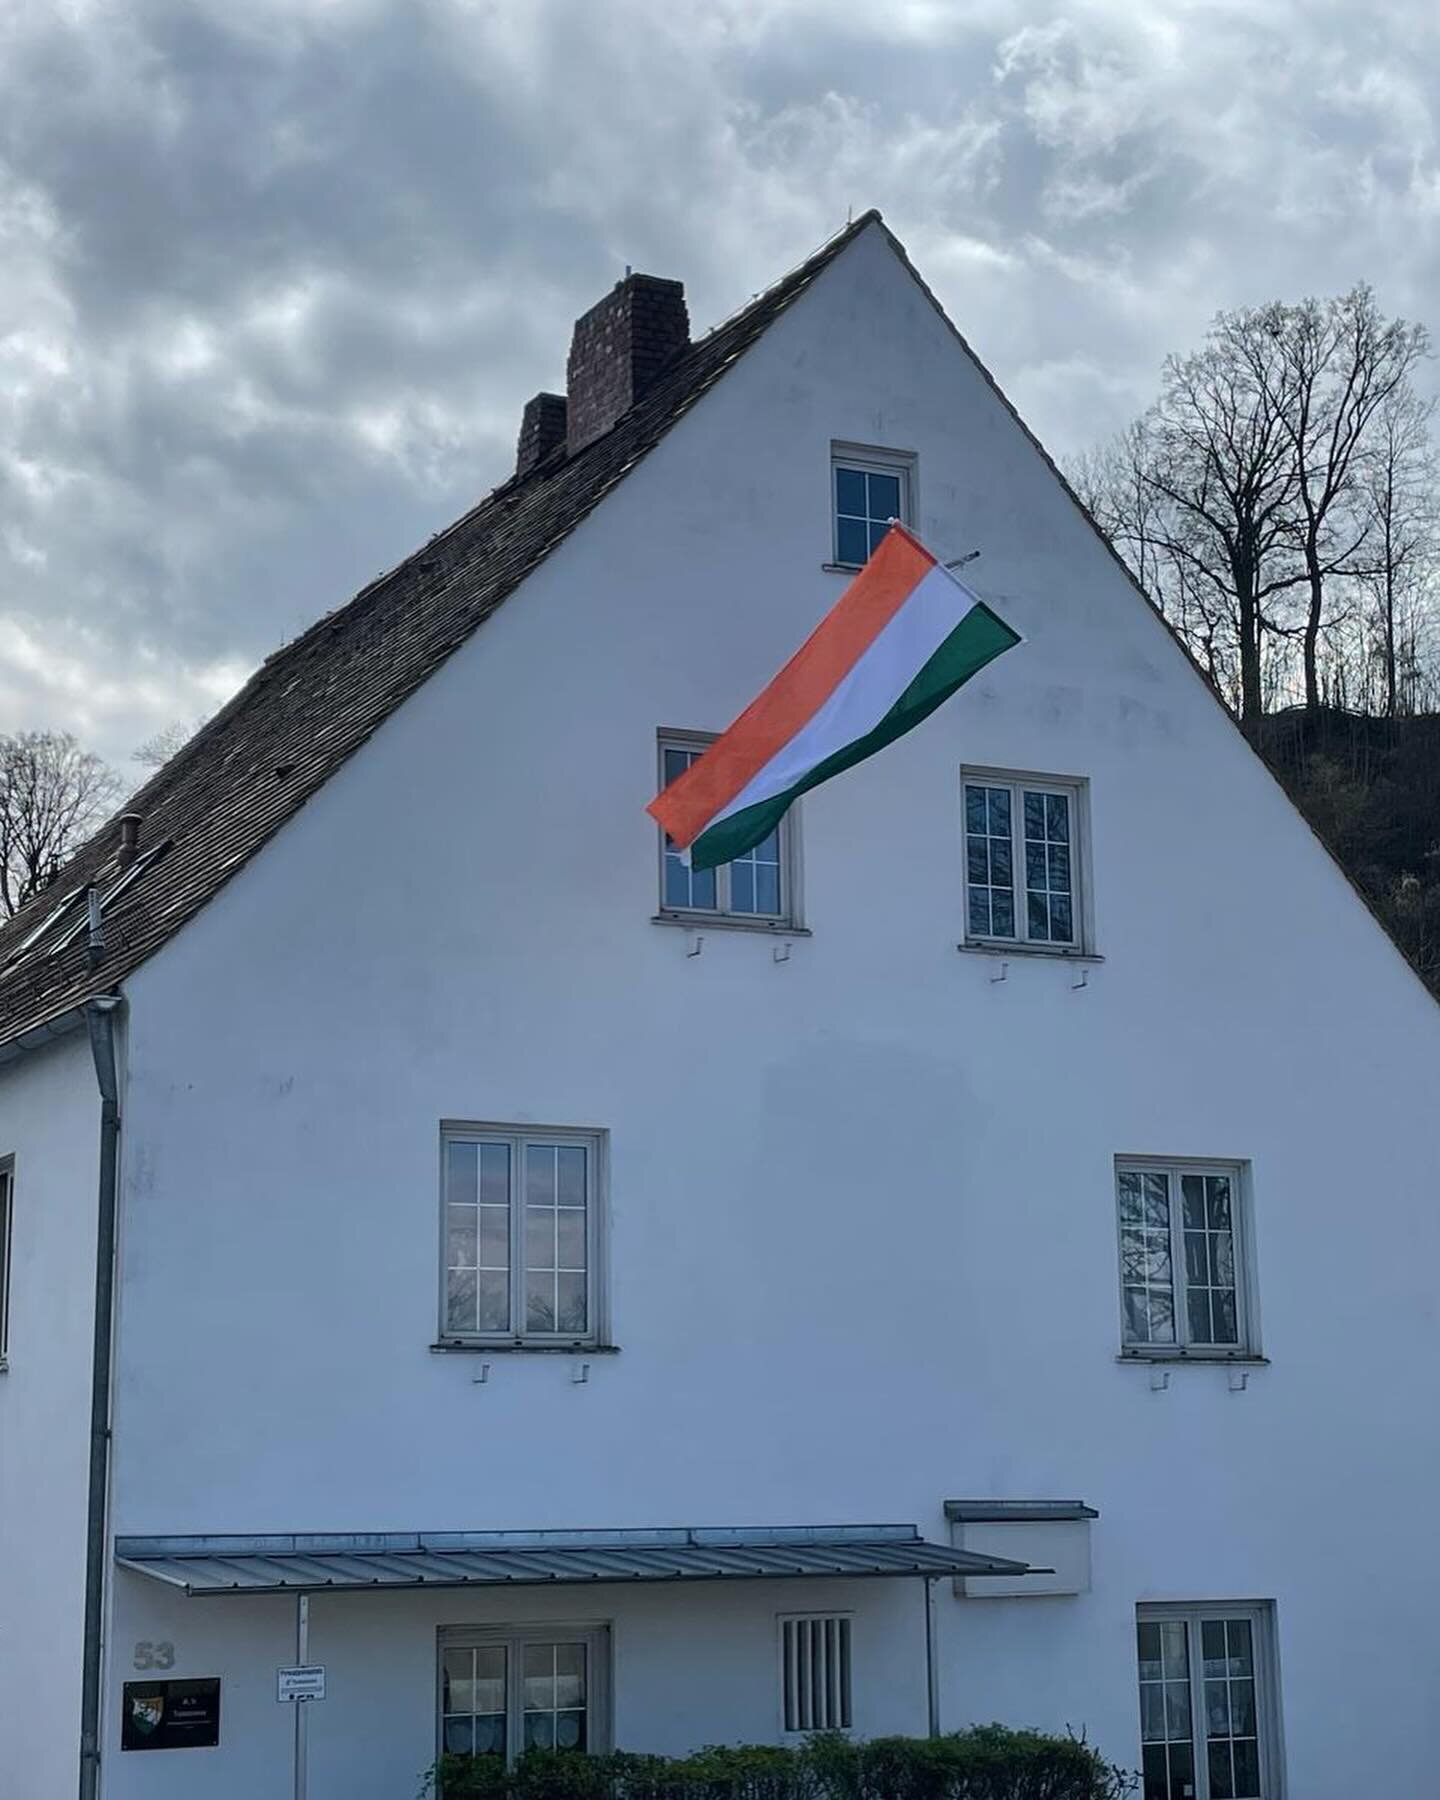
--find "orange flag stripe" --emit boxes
[648,523,936,848]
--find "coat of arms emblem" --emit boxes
[127,1691,165,1737]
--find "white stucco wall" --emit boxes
[0,1026,101,1795]
[95,223,1440,1797]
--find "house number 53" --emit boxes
[133,1642,175,1670]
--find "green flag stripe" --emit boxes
[689,601,1020,871]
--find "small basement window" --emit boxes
[831,444,915,567]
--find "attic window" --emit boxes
[831,443,915,567]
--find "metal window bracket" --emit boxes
[685,931,704,958]
[773,941,791,964]
[571,1361,591,1385]
[1228,1368,1250,1393]
[471,1362,492,1386]
[990,960,1008,984]
[1071,966,1089,991]
[1149,1366,1171,1392]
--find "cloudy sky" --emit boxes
[3,0,1438,765]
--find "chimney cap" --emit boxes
[117,812,143,867]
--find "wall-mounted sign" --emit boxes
[122,1679,221,1751]
[276,1664,326,1703]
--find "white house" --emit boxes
[1,212,1437,1800]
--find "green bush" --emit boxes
[423,1727,1134,1800]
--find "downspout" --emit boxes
[78,994,123,1800]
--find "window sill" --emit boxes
[957,941,1103,963]
[652,913,810,937]
[822,562,864,574]
[430,1341,619,1356]
[1117,1351,1268,1366]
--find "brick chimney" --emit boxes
[515,392,568,478]
[565,274,689,455]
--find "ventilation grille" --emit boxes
[781,1614,852,1733]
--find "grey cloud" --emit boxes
[1,0,1438,761]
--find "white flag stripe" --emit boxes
[707,561,979,830]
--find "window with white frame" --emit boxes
[1137,1604,1280,1800]
[440,1126,603,1345]
[962,770,1087,951]
[440,1624,608,1760]
[1117,1160,1254,1355]
[831,445,914,567]
[0,1161,11,1365]
[656,733,795,926]
[780,1613,852,1733]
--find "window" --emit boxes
[962,770,1088,951]
[440,1126,603,1345]
[1137,1605,1280,1800]
[1117,1160,1255,1356]
[0,1161,11,1365]
[656,733,796,927]
[780,1613,852,1733]
[831,444,914,567]
[441,1624,608,1761]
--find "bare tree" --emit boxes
[1353,385,1439,716]
[1078,313,1309,724]
[0,732,122,918]
[1242,288,1429,710]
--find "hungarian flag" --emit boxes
[648,522,1021,871]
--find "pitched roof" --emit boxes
[0,213,881,1052]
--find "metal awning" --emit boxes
[115,1523,1034,1597]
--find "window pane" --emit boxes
[444,1717,474,1755]
[836,516,869,565]
[968,888,992,936]
[966,784,1015,939]
[479,1143,509,1205]
[527,1206,555,1272]
[731,860,755,912]
[443,1649,475,1715]
[867,471,901,519]
[526,1273,555,1332]
[835,467,866,515]
[445,1140,477,1206]
[556,1147,585,1206]
[556,1272,588,1333]
[868,519,890,553]
[755,860,781,915]
[448,1207,478,1268]
[474,1647,506,1713]
[522,1642,587,1756]
[478,1271,509,1333]
[444,1644,507,1762]
[965,786,987,833]
[446,1269,478,1333]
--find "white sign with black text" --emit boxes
[276,1665,326,1704]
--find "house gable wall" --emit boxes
[103,222,1440,1794]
